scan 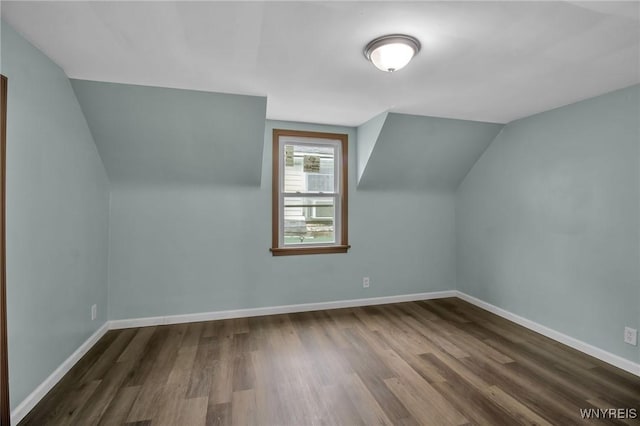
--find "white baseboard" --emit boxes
[109,290,458,329]
[10,322,110,425]
[455,291,640,377]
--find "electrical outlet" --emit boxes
[624,327,637,346]
[91,304,97,321]
[362,277,370,288]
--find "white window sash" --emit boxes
[278,137,341,248]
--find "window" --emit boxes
[271,129,349,256]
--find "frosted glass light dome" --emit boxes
[364,34,421,72]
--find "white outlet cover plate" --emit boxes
[624,327,637,346]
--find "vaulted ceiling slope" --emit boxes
[73,75,500,189]
[357,113,503,191]
[71,79,267,186]
[3,1,639,126]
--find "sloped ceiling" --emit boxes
[357,113,503,191]
[357,112,389,183]
[71,79,267,186]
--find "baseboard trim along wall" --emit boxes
[108,290,458,329]
[11,289,640,424]
[455,291,640,377]
[10,322,110,425]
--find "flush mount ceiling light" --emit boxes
[364,34,421,72]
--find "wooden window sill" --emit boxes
[270,245,351,256]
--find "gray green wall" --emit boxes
[107,120,456,320]
[456,85,640,363]
[1,23,110,411]
[357,113,503,191]
[70,79,267,187]
[357,111,387,183]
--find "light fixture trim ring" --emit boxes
[363,34,422,62]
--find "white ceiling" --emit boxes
[2,1,639,126]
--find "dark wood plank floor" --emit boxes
[19,298,640,425]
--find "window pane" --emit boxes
[284,144,335,193]
[283,196,335,245]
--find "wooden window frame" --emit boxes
[271,129,349,256]
[1,75,9,426]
